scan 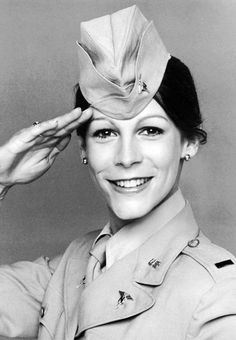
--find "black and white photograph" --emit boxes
[0,1,235,339]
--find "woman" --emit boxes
[0,5,236,340]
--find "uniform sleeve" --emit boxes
[0,256,59,338]
[186,278,236,339]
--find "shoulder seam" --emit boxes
[182,242,236,283]
[182,252,216,283]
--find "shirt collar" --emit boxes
[93,188,186,269]
[91,222,113,250]
[133,201,199,285]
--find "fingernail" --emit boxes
[84,107,92,115]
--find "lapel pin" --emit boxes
[117,290,134,307]
[148,258,161,268]
[76,275,86,288]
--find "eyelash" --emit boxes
[92,127,164,140]
[139,127,164,136]
[93,129,117,139]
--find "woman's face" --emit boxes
[83,99,191,222]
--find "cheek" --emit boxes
[86,141,112,178]
[147,136,183,171]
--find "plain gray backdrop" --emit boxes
[0,0,236,267]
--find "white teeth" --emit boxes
[113,178,150,188]
[130,180,136,187]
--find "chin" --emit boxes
[110,200,153,221]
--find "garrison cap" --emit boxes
[76,5,170,119]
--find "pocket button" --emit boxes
[40,306,46,318]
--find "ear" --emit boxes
[77,135,87,158]
[181,137,199,160]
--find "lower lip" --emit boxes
[108,178,152,194]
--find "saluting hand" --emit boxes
[0,107,92,197]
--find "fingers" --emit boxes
[49,107,93,138]
[47,107,83,129]
[55,134,71,152]
[32,134,71,151]
[28,108,82,140]
[29,107,92,140]
[4,107,92,156]
[20,120,59,143]
[47,135,72,164]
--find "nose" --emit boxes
[114,136,143,168]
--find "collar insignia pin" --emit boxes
[148,258,161,268]
[76,275,86,288]
[117,290,134,307]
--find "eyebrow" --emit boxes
[91,117,111,122]
[138,114,169,123]
[89,117,116,125]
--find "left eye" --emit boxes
[139,127,163,136]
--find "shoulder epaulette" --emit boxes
[182,233,236,283]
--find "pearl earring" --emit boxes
[184,154,191,161]
[82,157,88,164]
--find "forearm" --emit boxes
[0,257,54,337]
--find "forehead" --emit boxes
[91,99,170,123]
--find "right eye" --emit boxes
[93,129,117,140]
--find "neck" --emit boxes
[108,185,180,234]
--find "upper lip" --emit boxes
[108,176,153,182]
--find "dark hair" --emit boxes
[74,84,90,140]
[74,56,207,144]
[154,56,207,144]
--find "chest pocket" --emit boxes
[39,284,64,339]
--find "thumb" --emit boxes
[49,135,71,160]
[55,134,71,152]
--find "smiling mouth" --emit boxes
[109,177,152,189]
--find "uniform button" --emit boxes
[40,306,45,318]
[188,238,200,248]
